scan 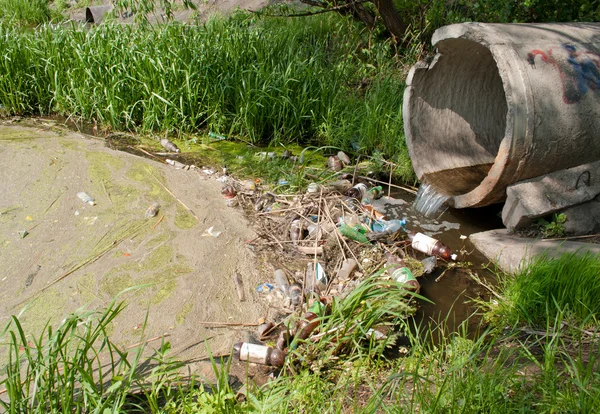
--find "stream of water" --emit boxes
[413,182,450,219]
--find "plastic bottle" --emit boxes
[337,151,351,165]
[407,231,454,260]
[345,183,368,200]
[208,132,227,141]
[77,192,95,206]
[386,254,420,292]
[289,283,303,306]
[327,156,342,172]
[233,342,286,367]
[274,269,290,297]
[336,258,358,281]
[144,202,160,218]
[371,219,407,233]
[338,223,371,244]
[361,186,383,205]
[290,220,304,245]
[160,138,180,153]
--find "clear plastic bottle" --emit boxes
[337,151,351,165]
[361,186,383,205]
[289,282,303,306]
[77,192,95,206]
[407,231,454,260]
[336,258,358,281]
[233,342,286,367]
[160,138,180,153]
[345,183,368,200]
[274,269,290,297]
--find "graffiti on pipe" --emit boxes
[527,44,600,104]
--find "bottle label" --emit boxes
[391,267,416,283]
[239,343,268,364]
[412,233,436,255]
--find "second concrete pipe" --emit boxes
[403,22,600,208]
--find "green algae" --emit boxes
[144,230,173,249]
[125,161,171,202]
[20,288,68,334]
[86,151,125,183]
[149,279,177,305]
[76,272,99,304]
[176,301,193,325]
[99,271,134,299]
[174,204,198,230]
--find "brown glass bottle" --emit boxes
[233,342,286,367]
[406,231,453,260]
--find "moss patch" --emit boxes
[86,151,125,183]
[125,161,170,202]
[174,204,198,230]
[20,289,68,334]
[176,301,194,325]
[99,271,133,299]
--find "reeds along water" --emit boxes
[413,182,450,218]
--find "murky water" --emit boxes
[413,182,450,219]
[372,188,503,334]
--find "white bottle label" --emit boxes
[239,343,268,364]
[412,233,436,255]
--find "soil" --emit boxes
[0,123,270,369]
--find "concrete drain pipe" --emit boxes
[403,22,600,209]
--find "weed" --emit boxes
[537,212,567,238]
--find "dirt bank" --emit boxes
[0,125,268,366]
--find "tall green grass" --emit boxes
[0,12,414,178]
[486,251,600,329]
[0,0,50,26]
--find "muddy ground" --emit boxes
[0,124,271,373]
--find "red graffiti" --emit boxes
[527,44,600,104]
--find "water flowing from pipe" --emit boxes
[413,182,450,218]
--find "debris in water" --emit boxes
[421,256,437,274]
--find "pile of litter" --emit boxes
[157,139,460,374]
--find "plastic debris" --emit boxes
[18,230,29,239]
[327,155,342,172]
[144,202,160,218]
[256,283,274,293]
[421,256,438,274]
[77,192,95,206]
[166,159,187,169]
[337,151,351,165]
[208,132,227,141]
[221,184,237,199]
[160,138,180,153]
[202,226,222,238]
